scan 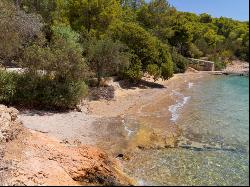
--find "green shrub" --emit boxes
[0,25,89,110]
[146,64,161,81]
[0,0,43,66]
[109,21,162,69]
[110,21,174,81]
[158,43,174,79]
[0,70,18,103]
[161,62,173,80]
[21,25,89,81]
[0,70,88,109]
[86,37,130,85]
[122,59,143,82]
[188,43,203,58]
[214,61,227,71]
[208,56,227,71]
[171,48,189,73]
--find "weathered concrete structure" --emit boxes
[188,58,215,71]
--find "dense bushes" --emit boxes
[0,71,87,109]
[171,48,189,73]
[0,24,90,109]
[122,58,143,82]
[109,22,161,68]
[147,64,161,81]
[208,56,227,71]
[0,70,18,104]
[85,37,130,85]
[0,0,43,66]
[0,0,249,109]
[21,25,89,80]
[109,21,174,80]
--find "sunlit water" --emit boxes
[124,75,249,186]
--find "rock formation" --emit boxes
[0,105,135,186]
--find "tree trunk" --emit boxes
[97,76,102,87]
[97,63,103,87]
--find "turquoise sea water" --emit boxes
[125,75,249,186]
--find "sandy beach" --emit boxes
[1,70,248,185]
[1,71,211,185]
[18,71,210,154]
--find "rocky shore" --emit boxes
[0,105,135,186]
[211,60,249,76]
[223,60,249,75]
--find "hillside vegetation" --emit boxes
[0,0,249,109]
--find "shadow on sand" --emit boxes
[118,79,166,90]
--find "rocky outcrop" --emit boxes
[0,105,22,185]
[223,60,249,75]
[0,105,135,186]
[185,67,199,73]
[0,105,21,143]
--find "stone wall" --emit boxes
[188,58,215,71]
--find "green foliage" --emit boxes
[22,25,88,81]
[11,24,89,109]
[157,42,174,79]
[86,37,130,84]
[214,60,227,71]
[204,29,225,46]
[21,0,56,23]
[0,0,43,65]
[0,70,18,103]
[109,21,174,80]
[208,56,227,71]
[122,58,143,82]
[200,13,212,23]
[110,21,160,68]
[160,62,173,80]
[147,64,161,81]
[0,0,249,109]
[137,0,176,42]
[171,48,189,73]
[188,43,203,58]
[0,70,88,109]
[64,0,122,35]
[136,1,248,61]
[220,50,234,60]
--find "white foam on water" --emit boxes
[122,119,134,137]
[169,90,191,122]
[188,82,194,88]
[137,179,146,186]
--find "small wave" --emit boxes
[188,82,194,88]
[169,91,191,122]
[122,119,134,137]
[137,179,146,185]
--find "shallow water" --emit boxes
[124,75,249,186]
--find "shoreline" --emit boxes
[17,71,212,157]
[1,70,247,185]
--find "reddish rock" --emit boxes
[0,105,135,186]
